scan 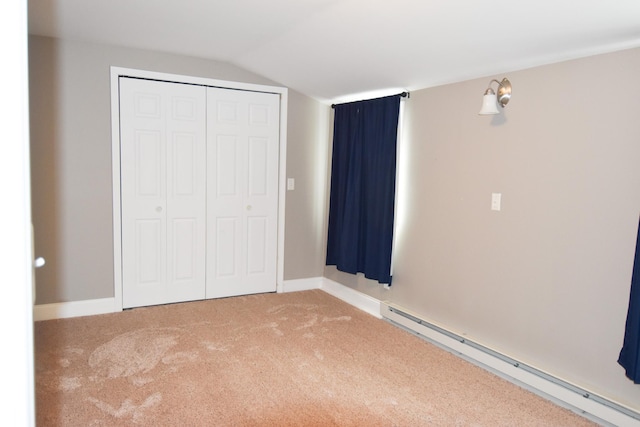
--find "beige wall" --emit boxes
[326,48,640,411]
[284,91,331,279]
[28,35,326,303]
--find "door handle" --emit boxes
[34,257,46,268]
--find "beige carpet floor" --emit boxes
[35,290,598,426]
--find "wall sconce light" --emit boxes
[478,78,512,115]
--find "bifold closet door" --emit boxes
[120,78,206,308]
[206,88,280,298]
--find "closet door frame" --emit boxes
[110,66,288,311]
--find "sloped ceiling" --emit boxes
[28,0,640,103]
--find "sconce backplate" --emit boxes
[497,78,511,107]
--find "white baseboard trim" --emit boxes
[319,278,382,319]
[34,277,373,321]
[281,277,324,293]
[34,298,119,321]
[282,276,382,319]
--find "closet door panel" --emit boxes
[136,219,164,284]
[166,95,206,304]
[206,88,280,298]
[215,217,240,278]
[121,78,206,308]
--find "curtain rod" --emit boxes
[331,92,409,109]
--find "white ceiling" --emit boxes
[28,0,640,104]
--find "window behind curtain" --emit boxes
[326,94,401,285]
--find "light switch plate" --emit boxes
[287,178,295,191]
[491,193,502,211]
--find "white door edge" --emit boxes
[110,66,288,310]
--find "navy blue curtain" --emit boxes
[326,94,401,285]
[619,218,640,383]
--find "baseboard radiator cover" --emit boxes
[380,301,640,427]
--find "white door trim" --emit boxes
[110,66,288,311]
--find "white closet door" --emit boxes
[206,88,280,298]
[120,78,206,308]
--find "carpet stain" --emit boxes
[88,328,180,378]
[295,313,319,330]
[59,347,84,368]
[58,376,81,391]
[267,303,319,314]
[88,392,162,423]
[162,350,199,365]
[202,341,232,352]
[253,321,284,336]
[322,315,351,322]
[130,376,154,387]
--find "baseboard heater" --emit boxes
[380,301,640,425]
